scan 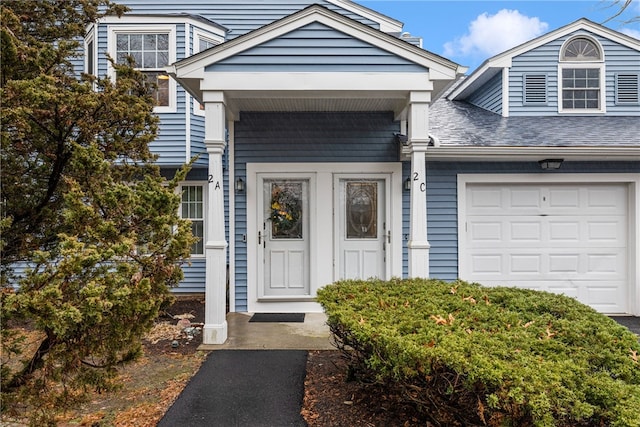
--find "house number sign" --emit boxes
[413,172,426,192]
[208,175,221,190]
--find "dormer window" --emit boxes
[558,36,605,113]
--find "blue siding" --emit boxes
[190,114,208,166]
[509,29,640,116]
[113,1,381,38]
[467,72,502,114]
[233,111,400,310]
[206,23,427,73]
[176,259,206,293]
[425,161,640,281]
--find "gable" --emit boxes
[204,22,427,73]
[450,19,640,102]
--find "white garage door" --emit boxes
[463,183,628,313]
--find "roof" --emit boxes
[102,13,229,33]
[429,96,640,148]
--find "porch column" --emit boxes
[407,92,431,278]
[202,92,228,344]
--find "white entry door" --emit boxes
[258,178,310,297]
[336,178,388,280]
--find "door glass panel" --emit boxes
[346,181,377,239]
[268,181,304,239]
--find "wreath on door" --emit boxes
[270,183,302,237]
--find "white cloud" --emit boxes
[621,28,640,39]
[444,9,549,59]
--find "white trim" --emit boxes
[99,15,226,38]
[457,173,640,315]
[557,62,606,114]
[245,162,402,313]
[200,72,433,92]
[424,146,640,161]
[107,24,177,113]
[501,67,510,118]
[184,24,191,160]
[557,35,606,114]
[84,25,97,77]
[227,120,236,312]
[193,28,224,52]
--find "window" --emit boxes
[199,37,217,52]
[116,33,170,107]
[181,185,205,256]
[562,68,600,109]
[110,26,176,112]
[558,37,605,113]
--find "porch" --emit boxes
[198,312,335,350]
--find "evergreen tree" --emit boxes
[1,1,194,423]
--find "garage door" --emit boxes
[463,183,628,313]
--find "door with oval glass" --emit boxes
[258,178,311,298]
[336,177,388,280]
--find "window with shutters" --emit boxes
[615,74,639,105]
[524,74,547,105]
[558,36,605,113]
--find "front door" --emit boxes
[336,178,388,280]
[258,178,311,297]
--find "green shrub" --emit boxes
[317,278,640,427]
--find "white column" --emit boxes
[202,92,228,344]
[407,92,431,278]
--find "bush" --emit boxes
[317,278,640,427]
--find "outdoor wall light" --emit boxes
[538,159,564,170]
[404,177,412,191]
[235,177,245,193]
[394,133,409,146]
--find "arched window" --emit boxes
[561,38,602,61]
[559,36,605,112]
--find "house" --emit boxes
[86,1,639,344]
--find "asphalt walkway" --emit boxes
[158,350,308,427]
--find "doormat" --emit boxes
[249,313,305,323]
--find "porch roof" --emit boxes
[168,4,465,120]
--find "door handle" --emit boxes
[387,230,391,244]
[258,231,262,245]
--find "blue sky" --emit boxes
[358,0,640,71]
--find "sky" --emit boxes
[358,0,640,71]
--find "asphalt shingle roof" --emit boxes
[429,98,640,147]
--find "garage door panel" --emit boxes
[548,188,579,208]
[549,221,580,241]
[511,222,542,241]
[464,183,629,313]
[510,188,542,208]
